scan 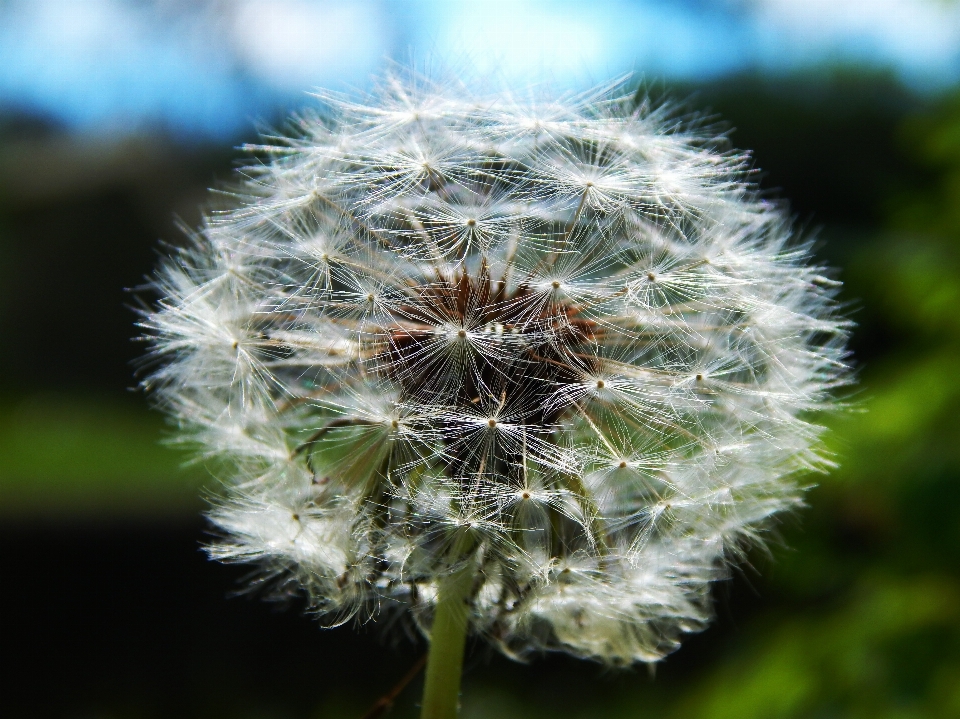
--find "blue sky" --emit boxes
[2,0,958,138]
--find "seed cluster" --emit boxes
[142,78,848,664]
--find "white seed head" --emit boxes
[140,75,849,665]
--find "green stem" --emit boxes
[420,560,475,719]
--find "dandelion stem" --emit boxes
[419,559,475,719]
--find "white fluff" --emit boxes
[141,75,849,665]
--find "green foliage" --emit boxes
[0,394,205,515]
[671,577,960,719]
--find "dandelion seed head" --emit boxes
[140,73,848,666]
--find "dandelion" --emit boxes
[140,74,849,718]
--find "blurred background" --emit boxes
[2,1,960,717]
